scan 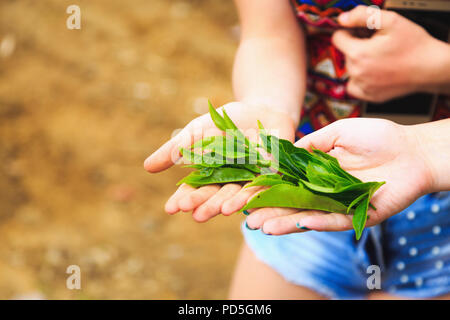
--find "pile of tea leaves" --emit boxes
[177,102,385,239]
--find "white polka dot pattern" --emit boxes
[435,260,444,270]
[400,275,409,283]
[432,246,440,255]
[431,204,440,213]
[432,226,441,235]
[396,261,405,271]
[415,277,423,287]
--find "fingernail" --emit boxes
[144,155,154,169]
[262,230,272,236]
[338,12,349,24]
[296,222,310,230]
[243,210,250,216]
[245,221,257,231]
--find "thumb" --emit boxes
[294,122,340,152]
[143,114,221,173]
[331,29,367,54]
[337,5,372,28]
[143,126,193,173]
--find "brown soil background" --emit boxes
[0,0,244,299]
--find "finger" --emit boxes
[331,29,367,55]
[143,126,190,173]
[291,212,354,232]
[337,5,372,28]
[238,188,269,218]
[193,183,242,222]
[294,122,339,152]
[144,115,220,173]
[246,207,298,230]
[178,184,221,212]
[339,6,399,32]
[346,79,368,100]
[377,10,401,31]
[260,210,325,234]
[165,183,197,214]
[244,185,270,203]
[221,184,265,215]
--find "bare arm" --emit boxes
[421,40,450,95]
[411,118,450,192]
[144,0,308,221]
[245,118,450,235]
[233,0,307,126]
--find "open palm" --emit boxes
[144,101,295,222]
[246,118,433,235]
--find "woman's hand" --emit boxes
[144,101,296,222]
[246,117,440,235]
[331,6,450,102]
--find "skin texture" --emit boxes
[332,6,450,102]
[229,243,327,300]
[246,118,450,235]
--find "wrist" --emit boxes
[406,119,450,193]
[240,96,300,127]
[416,39,450,94]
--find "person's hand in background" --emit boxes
[144,102,295,222]
[332,6,450,102]
[245,118,450,235]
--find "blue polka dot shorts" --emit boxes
[242,192,450,299]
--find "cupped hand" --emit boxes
[246,117,434,235]
[144,101,296,222]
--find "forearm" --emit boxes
[409,118,450,193]
[233,35,306,126]
[418,39,450,95]
[232,0,307,127]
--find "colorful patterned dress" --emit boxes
[292,0,450,139]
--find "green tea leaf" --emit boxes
[351,181,384,240]
[328,161,362,184]
[352,195,369,240]
[257,120,265,130]
[347,192,369,214]
[242,184,349,214]
[312,148,339,165]
[245,174,295,188]
[180,148,223,167]
[198,167,215,177]
[177,166,256,187]
[222,108,238,130]
[208,101,227,131]
[190,136,215,149]
[305,162,335,187]
[237,163,261,174]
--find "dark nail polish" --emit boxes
[296,222,310,230]
[262,230,272,236]
[243,210,250,216]
[245,221,256,231]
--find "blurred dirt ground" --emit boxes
[0,0,243,299]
